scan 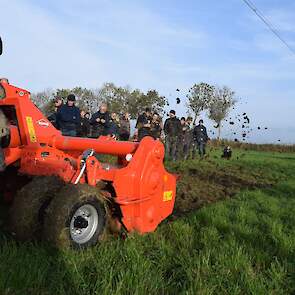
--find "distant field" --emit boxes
[1,148,295,295]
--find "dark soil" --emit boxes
[167,159,279,218]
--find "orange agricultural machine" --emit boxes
[0,39,176,248]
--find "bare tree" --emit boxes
[187,82,214,123]
[208,86,236,139]
[30,89,54,114]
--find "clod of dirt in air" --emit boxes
[229,122,234,125]
[264,127,268,130]
[242,125,245,128]
[176,88,180,92]
[242,133,246,138]
[176,97,181,104]
[234,138,238,142]
[243,113,246,116]
[278,139,281,142]
[213,123,220,129]
[244,116,250,124]
[258,127,261,130]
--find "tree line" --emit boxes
[31,82,237,138]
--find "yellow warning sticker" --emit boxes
[163,191,173,202]
[26,116,37,142]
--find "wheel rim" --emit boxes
[70,204,99,244]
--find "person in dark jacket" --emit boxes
[119,112,131,141]
[192,119,209,158]
[136,108,152,141]
[47,98,63,129]
[150,113,163,140]
[164,110,181,161]
[78,110,91,137]
[108,112,120,138]
[90,103,110,138]
[177,117,186,159]
[178,116,193,160]
[183,116,193,160]
[56,94,80,137]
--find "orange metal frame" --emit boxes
[0,82,176,233]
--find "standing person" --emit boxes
[48,98,63,129]
[119,112,131,141]
[136,108,152,141]
[56,94,80,137]
[193,119,209,158]
[90,103,110,138]
[150,113,163,140]
[78,110,91,137]
[85,112,91,120]
[183,116,193,160]
[164,110,181,161]
[108,112,120,139]
[178,117,187,159]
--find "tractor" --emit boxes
[0,37,176,248]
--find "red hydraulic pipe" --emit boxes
[51,135,139,156]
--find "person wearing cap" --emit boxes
[192,119,209,158]
[135,107,152,141]
[164,110,181,161]
[56,94,81,137]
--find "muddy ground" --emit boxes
[0,156,281,230]
[167,158,279,218]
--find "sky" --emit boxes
[1,0,295,143]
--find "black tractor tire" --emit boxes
[43,184,107,249]
[9,176,64,241]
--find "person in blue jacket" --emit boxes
[56,94,81,137]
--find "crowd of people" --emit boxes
[48,94,210,161]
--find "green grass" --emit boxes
[1,149,295,295]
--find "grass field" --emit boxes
[1,148,295,295]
